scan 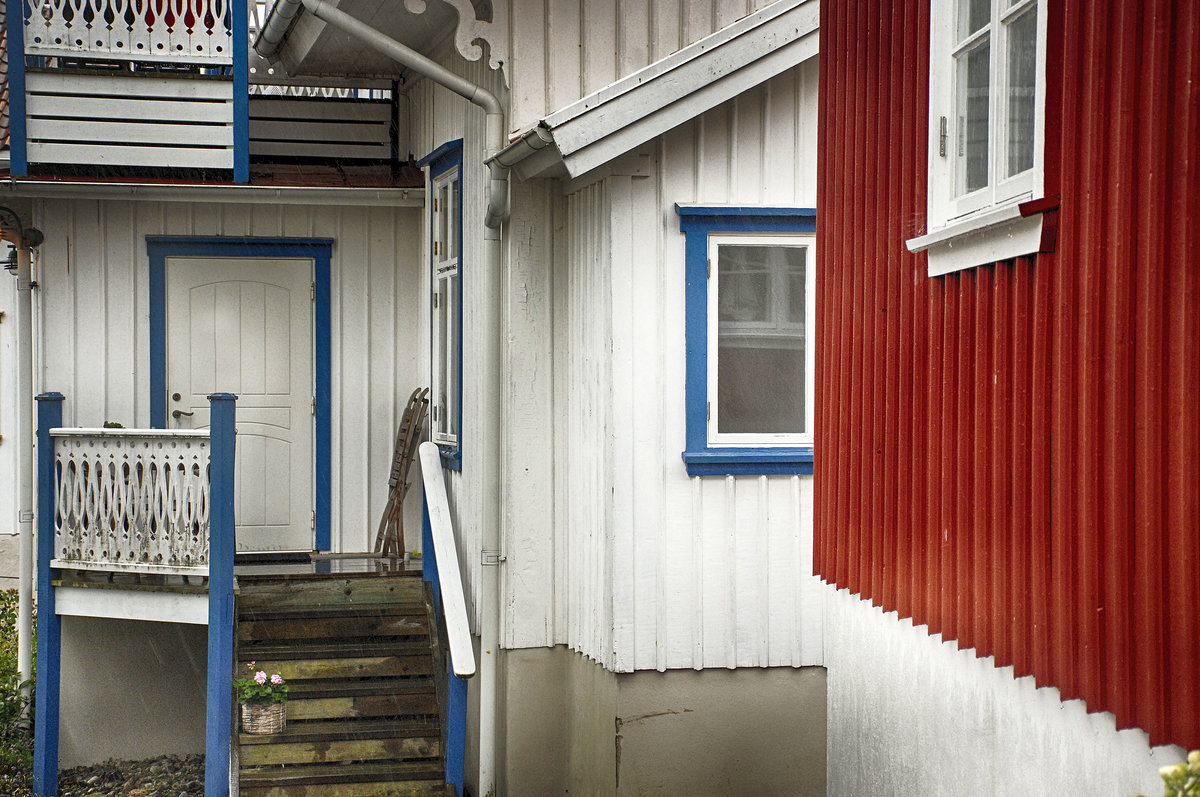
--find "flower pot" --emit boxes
[241,701,286,735]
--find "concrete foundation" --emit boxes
[499,646,826,796]
[59,616,207,768]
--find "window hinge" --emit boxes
[310,281,315,300]
[433,198,439,212]
[958,116,965,157]
[0,311,5,323]
[433,293,439,309]
[432,406,438,422]
[434,241,440,256]
[939,116,947,158]
[311,510,316,530]
[706,401,711,422]
[311,396,315,415]
[482,550,506,566]
[707,259,711,280]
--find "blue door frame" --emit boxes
[147,236,334,550]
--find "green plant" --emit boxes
[0,589,34,791]
[234,661,289,705]
[1157,752,1200,797]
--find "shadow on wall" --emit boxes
[59,617,207,768]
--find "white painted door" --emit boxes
[166,257,314,552]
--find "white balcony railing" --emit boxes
[24,0,235,64]
[50,429,212,576]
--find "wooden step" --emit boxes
[239,718,442,766]
[239,779,454,797]
[286,678,438,721]
[238,576,426,614]
[241,639,431,661]
[239,761,446,793]
[236,607,429,643]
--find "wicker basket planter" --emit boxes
[241,702,286,735]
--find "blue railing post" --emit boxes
[5,0,28,176]
[231,0,248,183]
[32,392,63,797]
[205,394,237,797]
[422,506,466,797]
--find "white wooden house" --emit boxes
[0,1,829,795]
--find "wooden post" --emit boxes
[32,393,63,797]
[205,393,237,797]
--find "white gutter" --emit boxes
[257,3,507,794]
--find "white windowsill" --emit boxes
[907,201,1044,277]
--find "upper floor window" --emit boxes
[677,206,816,477]
[419,140,464,468]
[907,0,1049,275]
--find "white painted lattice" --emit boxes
[51,429,212,575]
[24,0,234,64]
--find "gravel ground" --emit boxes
[57,754,205,797]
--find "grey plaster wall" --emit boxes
[59,617,207,767]
[500,646,826,796]
[0,535,19,590]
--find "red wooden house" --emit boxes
[816,0,1198,791]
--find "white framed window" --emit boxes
[707,234,815,448]
[676,206,816,477]
[908,0,1049,275]
[420,140,464,466]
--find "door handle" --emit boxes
[172,409,195,419]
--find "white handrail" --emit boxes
[418,442,476,678]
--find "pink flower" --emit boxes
[254,671,267,685]
[270,674,283,686]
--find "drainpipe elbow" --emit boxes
[484,161,509,231]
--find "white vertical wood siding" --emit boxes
[407,37,511,632]
[548,61,822,671]
[30,199,422,554]
[507,0,785,134]
[825,585,1186,797]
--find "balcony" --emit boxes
[7,0,400,182]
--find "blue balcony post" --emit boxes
[205,393,237,797]
[32,392,63,797]
[232,0,249,183]
[6,0,28,176]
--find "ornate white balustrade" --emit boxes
[23,0,234,64]
[51,429,212,576]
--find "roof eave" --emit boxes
[490,0,820,181]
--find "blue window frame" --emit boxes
[147,236,333,548]
[677,206,817,476]
[419,140,464,470]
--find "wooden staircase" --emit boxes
[236,569,455,797]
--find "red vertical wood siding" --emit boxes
[815,0,1200,749]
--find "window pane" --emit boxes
[787,247,808,325]
[716,244,806,435]
[959,0,991,38]
[958,41,990,194]
[1006,6,1037,177]
[717,245,770,323]
[437,182,449,261]
[449,177,459,261]
[446,273,459,438]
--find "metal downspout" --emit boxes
[256,3,508,794]
[14,245,34,711]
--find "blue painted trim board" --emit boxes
[32,393,63,797]
[421,142,465,471]
[6,0,27,176]
[231,0,249,182]
[205,394,237,797]
[422,506,466,795]
[676,206,817,477]
[146,236,334,549]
